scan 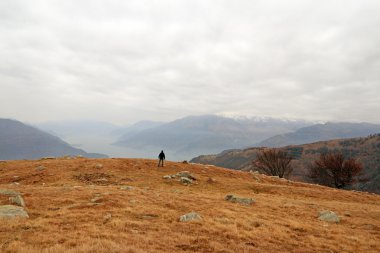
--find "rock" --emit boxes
[141,214,159,220]
[182,160,188,164]
[207,177,216,183]
[318,210,340,223]
[162,175,172,179]
[250,170,260,175]
[120,186,134,190]
[90,197,103,203]
[179,212,201,222]
[0,189,21,196]
[225,195,255,205]
[180,177,193,184]
[9,195,25,207]
[36,165,45,171]
[103,213,112,222]
[176,171,196,180]
[94,163,103,169]
[40,157,55,160]
[344,211,351,217]
[0,205,29,218]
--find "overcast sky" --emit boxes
[1,0,379,125]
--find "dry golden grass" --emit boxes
[0,158,379,253]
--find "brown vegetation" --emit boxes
[0,158,379,253]
[309,152,364,188]
[252,149,293,178]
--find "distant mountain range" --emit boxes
[113,115,312,160]
[191,134,380,193]
[256,122,380,147]
[0,119,107,160]
[34,116,380,162]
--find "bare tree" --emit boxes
[252,149,293,178]
[309,152,363,188]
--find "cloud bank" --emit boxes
[1,0,379,124]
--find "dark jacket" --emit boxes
[159,151,165,160]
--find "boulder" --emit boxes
[0,189,21,196]
[318,210,340,223]
[179,212,201,222]
[225,195,255,205]
[9,195,25,207]
[0,205,29,218]
[176,171,196,180]
[180,177,193,184]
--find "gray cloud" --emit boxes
[1,0,379,124]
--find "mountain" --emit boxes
[114,115,312,160]
[191,134,380,193]
[0,158,379,252]
[0,118,107,160]
[257,122,380,147]
[115,120,165,139]
[37,120,120,139]
[36,120,164,158]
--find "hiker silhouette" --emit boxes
[158,150,165,167]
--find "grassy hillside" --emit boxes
[0,158,379,252]
[191,134,380,193]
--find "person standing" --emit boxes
[158,150,165,167]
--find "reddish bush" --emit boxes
[309,152,363,188]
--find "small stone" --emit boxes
[225,195,255,205]
[162,175,172,179]
[141,214,159,220]
[0,205,29,218]
[344,211,351,217]
[120,186,134,190]
[40,157,56,160]
[179,212,202,222]
[9,195,25,207]
[36,166,45,171]
[94,163,103,169]
[207,177,216,183]
[91,197,103,203]
[103,213,112,222]
[318,210,340,223]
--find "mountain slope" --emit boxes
[257,122,380,147]
[0,119,107,160]
[114,115,312,160]
[0,158,379,252]
[191,134,380,193]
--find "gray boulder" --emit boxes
[318,210,340,223]
[176,171,196,180]
[179,212,201,222]
[225,195,255,205]
[180,177,193,184]
[0,205,29,218]
[9,195,25,207]
[0,189,21,196]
